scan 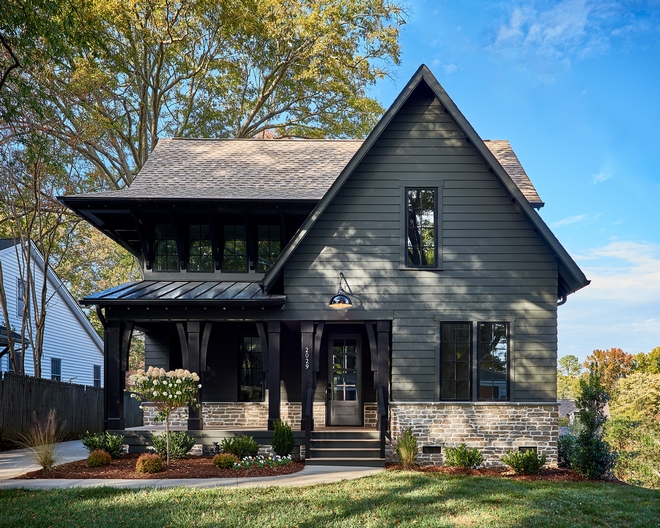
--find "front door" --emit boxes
[328,335,361,426]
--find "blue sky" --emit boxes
[372,0,660,363]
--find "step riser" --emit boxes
[311,432,380,440]
[306,459,385,468]
[311,440,380,449]
[312,449,381,459]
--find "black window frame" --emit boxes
[439,321,472,401]
[238,336,264,402]
[256,225,281,273]
[222,224,248,273]
[153,223,179,272]
[401,185,442,270]
[51,357,61,382]
[477,322,510,401]
[188,224,214,272]
[17,277,28,317]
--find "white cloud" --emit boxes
[444,64,458,75]
[551,212,601,227]
[559,241,660,361]
[591,172,612,183]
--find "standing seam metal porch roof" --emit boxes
[80,280,286,306]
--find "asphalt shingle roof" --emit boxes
[70,137,543,206]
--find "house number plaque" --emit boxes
[304,346,310,370]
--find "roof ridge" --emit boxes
[168,137,365,142]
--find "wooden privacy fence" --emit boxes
[0,372,138,441]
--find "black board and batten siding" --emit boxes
[284,83,558,403]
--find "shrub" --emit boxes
[87,449,112,468]
[444,444,483,468]
[80,431,125,459]
[571,372,616,479]
[502,449,546,475]
[605,418,660,488]
[233,455,292,470]
[151,431,195,460]
[392,427,418,470]
[220,435,259,458]
[135,453,163,474]
[557,433,576,468]
[213,453,238,469]
[19,410,65,471]
[272,420,294,457]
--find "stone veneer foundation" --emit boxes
[389,402,559,466]
[143,402,379,429]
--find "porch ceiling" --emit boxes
[80,280,286,307]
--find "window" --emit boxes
[406,188,437,267]
[223,225,247,272]
[478,322,508,400]
[154,224,178,271]
[440,322,471,400]
[7,352,21,372]
[188,224,213,272]
[17,278,28,316]
[51,358,61,381]
[239,337,263,401]
[257,225,280,272]
[93,365,101,388]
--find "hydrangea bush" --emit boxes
[129,366,201,464]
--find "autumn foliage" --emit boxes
[584,348,634,393]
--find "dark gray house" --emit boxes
[61,65,589,466]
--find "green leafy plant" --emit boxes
[18,410,65,471]
[87,449,112,468]
[220,435,259,458]
[571,371,616,479]
[135,453,163,474]
[151,431,195,460]
[213,453,238,469]
[80,431,125,459]
[129,366,201,464]
[605,417,660,488]
[392,427,418,469]
[557,433,576,468]
[272,420,294,457]
[501,449,546,475]
[444,444,483,468]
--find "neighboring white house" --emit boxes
[0,239,104,386]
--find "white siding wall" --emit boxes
[0,244,104,386]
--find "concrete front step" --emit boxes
[312,447,381,459]
[305,457,385,468]
[311,439,380,449]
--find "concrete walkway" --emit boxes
[0,440,383,490]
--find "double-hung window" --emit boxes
[51,358,61,382]
[238,337,264,402]
[154,224,178,271]
[440,322,471,400]
[93,365,102,388]
[405,188,439,268]
[477,322,509,400]
[223,225,247,272]
[257,225,281,272]
[188,224,213,272]
[17,278,28,316]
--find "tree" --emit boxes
[584,348,634,394]
[633,347,660,375]
[32,0,406,190]
[610,372,660,423]
[558,354,582,377]
[557,374,580,400]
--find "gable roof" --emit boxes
[65,138,542,206]
[262,65,589,298]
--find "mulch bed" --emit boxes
[16,454,305,479]
[386,463,588,482]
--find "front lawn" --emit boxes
[1,471,658,527]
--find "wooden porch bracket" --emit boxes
[177,321,212,430]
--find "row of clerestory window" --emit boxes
[153,224,281,273]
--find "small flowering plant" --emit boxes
[129,366,202,465]
[233,454,292,470]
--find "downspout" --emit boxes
[557,295,567,306]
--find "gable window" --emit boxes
[406,188,437,267]
[93,365,102,388]
[51,358,61,382]
[223,225,247,272]
[154,224,178,271]
[478,322,508,400]
[239,336,263,401]
[188,224,213,272]
[17,278,28,316]
[440,322,471,400]
[257,225,281,272]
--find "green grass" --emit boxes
[1,472,659,527]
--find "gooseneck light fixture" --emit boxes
[329,271,353,309]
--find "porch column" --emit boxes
[104,321,132,430]
[267,321,281,430]
[301,321,314,431]
[178,321,205,430]
[377,320,390,456]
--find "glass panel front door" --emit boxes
[328,336,361,425]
